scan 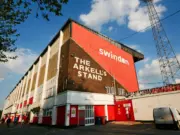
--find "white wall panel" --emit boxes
[35,84,43,103]
[132,91,180,121]
[45,76,57,99]
[43,97,55,109]
[67,91,114,105]
[55,92,67,106]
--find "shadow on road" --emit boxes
[0,122,180,135]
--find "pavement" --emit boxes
[0,122,180,135]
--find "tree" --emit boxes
[0,0,68,62]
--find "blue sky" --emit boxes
[0,0,180,109]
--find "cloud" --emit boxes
[138,54,180,90]
[128,44,142,53]
[108,26,114,32]
[138,58,163,90]
[154,0,162,3]
[138,58,161,80]
[0,48,38,81]
[0,78,4,82]
[139,83,146,90]
[128,1,166,32]
[176,79,180,83]
[143,57,150,63]
[79,0,166,32]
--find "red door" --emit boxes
[94,105,105,117]
[108,105,115,121]
[78,110,85,126]
[115,100,135,121]
[70,105,78,126]
[56,106,65,126]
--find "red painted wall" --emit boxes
[70,105,78,126]
[115,100,135,121]
[94,105,105,117]
[57,106,65,126]
[23,100,27,107]
[18,115,22,122]
[72,22,139,92]
[22,115,28,122]
[29,97,33,104]
[42,116,52,125]
[20,103,22,108]
[11,116,14,121]
[32,117,38,124]
[108,105,115,121]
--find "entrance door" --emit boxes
[85,105,95,126]
[115,100,135,121]
[56,106,65,126]
[79,110,85,126]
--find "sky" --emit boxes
[0,0,180,109]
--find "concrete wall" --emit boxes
[132,91,180,121]
[67,90,114,105]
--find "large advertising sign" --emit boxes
[72,22,139,92]
[72,56,107,81]
[67,40,115,94]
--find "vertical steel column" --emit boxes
[143,0,180,85]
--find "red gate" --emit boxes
[115,99,135,121]
[56,106,65,126]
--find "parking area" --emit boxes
[0,122,180,135]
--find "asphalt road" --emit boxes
[0,122,180,135]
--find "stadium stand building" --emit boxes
[2,19,145,126]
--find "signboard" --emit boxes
[78,105,85,110]
[71,107,76,118]
[73,56,107,81]
[72,22,139,92]
[123,103,131,108]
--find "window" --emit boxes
[118,88,125,96]
[45,86,55,99]
[43,109,52,117]
[105,86,116,95]
[85,105,94,126]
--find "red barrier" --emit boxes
[32,117,38,124]
[56,106,65,126]
[94,105,105,117]
[24,100,27,107]
[108,105,115,121]
[137,84,180,96]
[70,105,78,126]
[20,103,22,108]
[29,97,33,104]
[42,116,52,125]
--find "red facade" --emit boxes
[56,106,66,126]
[32,117,38,124]
[23,100,27,107]
[29,97,33,105]
[115,100,135,121]
[42,116,52,125]
[72,22,139,92]
[7,20,142,127]
[108,105,115,121]
[70,105,78,126]
[94,105,105,117]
